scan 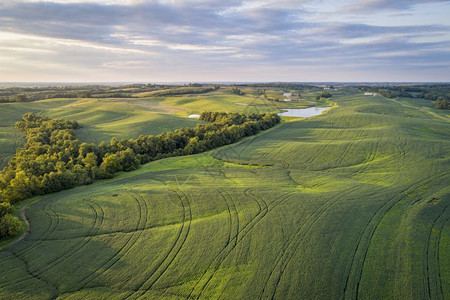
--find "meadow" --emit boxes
[0,86,448,299]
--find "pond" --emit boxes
[277,107,331,118]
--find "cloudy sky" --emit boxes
[0,0,449,82]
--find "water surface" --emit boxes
[278,107,331,118]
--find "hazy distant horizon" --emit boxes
[1,81,449,89]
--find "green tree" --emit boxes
[15,94,28,102]
[320,92,332,98]
[434,97,449,110]
[0,202,13,218]
[0,214,22,237]
[118,149,140,172]
[99,153,122,176]
[82,152,98,171]
[231,87,244,95]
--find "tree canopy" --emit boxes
[0,112,280,205]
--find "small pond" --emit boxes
[278,107,331,118]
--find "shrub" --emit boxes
[0,214,23,237]
[0,202,13,218]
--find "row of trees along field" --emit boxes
[0,112,280,234]
[0,84,219,103]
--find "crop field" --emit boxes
[0,86,319,169]
[0,97,202,169]
[0,88,449,299]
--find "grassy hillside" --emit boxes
[0,86,317,169]
[0,88,448,299]
[0,98,201,169]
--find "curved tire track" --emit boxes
[128,188,192,299]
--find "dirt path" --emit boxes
[390,98,450,121]
[6,205,30,249]
[427,110,450,121]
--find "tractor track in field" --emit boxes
[8,196,64,263]
[7,249,60,298]
[74,191,148,291]
[190,188,269,299]
[334,130,365,167]
[0,199,104,289]
[334,141,353,168]
[0,198,62,275]
[47,200,61,232]
[128,188,191,300]
[343,170,447,300]
[262,185,361,299]
[219,189,234,248]
[294,129,352,168]
[437,217,448,297]
[189,190,293,299]
[298,126,339,165]
[184,188,264,300]
[424,204,448,299]
[32,199,105,278]
[277,144,302,163]
[218,189,240,248]
[30,218,193,241]
[304,143,328,165]
[353,134,383,175]
[262,144,290,169]
[186,188,266,299]
[258,144,290,169]
[394,139,407,171]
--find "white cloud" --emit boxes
[14,0,140,4]
[0,0,448,82]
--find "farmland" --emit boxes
[0,85,449,299]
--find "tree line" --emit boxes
[0,112,280,220]
[358,84,450,110]
[139,86,219,98]
[0,84,175,103]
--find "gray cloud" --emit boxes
[343,0,449,12]
[0,0,449,81]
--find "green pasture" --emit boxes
[0,88,448,299]
[0,97,200,168]
[0,88,314,169]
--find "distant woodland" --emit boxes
[358,84,450,110]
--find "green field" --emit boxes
[0,87,449,299]
[0,97,202,169]
[0,86,317,169]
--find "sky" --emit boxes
[0,0,449,82]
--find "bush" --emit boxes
[0,214,23,237]
[0,202,13,218]
[434,97,450,110]
[321,92,333,98]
